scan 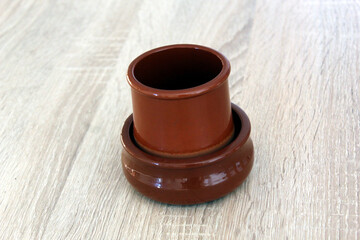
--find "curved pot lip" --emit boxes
[127,44,231,99]
[121,103,251,169]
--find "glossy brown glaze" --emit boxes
[121,103,254,205]
[127,44,234,158]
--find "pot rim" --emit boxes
[127,44,231,99]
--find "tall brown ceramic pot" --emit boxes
[127,44,234,157]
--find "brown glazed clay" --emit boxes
[127,44,234,157]
[121,104,254,205]
[122,44,254,204]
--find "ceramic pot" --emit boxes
[122,44,254,205]
[121,103,254,205]
[127,44,234,157]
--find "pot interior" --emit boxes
[133,47,223,90]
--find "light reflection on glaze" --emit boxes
[154,178,162,189]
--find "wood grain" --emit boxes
[0,0,359,239]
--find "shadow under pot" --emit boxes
[122,44,254,204]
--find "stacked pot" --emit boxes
[121,44,254,205]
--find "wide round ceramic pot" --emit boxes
[121,103,254,205]
[127,44,234,158]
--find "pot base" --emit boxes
[121,103,254,205]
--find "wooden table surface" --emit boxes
[0,0,359,239]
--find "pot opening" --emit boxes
[133,48,223,90]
